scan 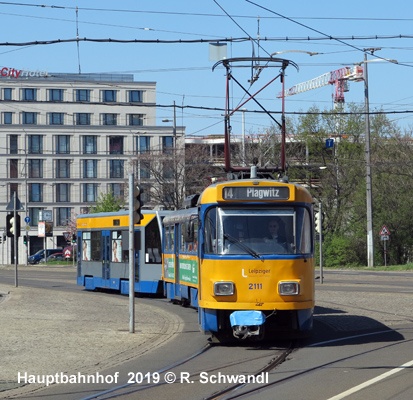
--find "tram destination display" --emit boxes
[222,186,290,201]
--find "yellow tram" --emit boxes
[162,178,315,340]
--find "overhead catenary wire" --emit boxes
[2,2,413,22]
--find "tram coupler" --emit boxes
[230,310,266,340]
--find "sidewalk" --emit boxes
[0,266,183,398]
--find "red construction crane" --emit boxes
[278,66,364,105]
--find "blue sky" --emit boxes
[1,0,412,137]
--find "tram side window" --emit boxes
[180,224,186,252]
[164,225,170,251]
[111,231,127,263]
[204,207,217,254]
[296,207,312,254]
[91,231,101,261]
[82,232,91,261]
[145,218,162,264]
[186,221,198,254]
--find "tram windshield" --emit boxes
[204,207,312,256]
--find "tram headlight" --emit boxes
[279,281,300,296]
[214,281,235,296]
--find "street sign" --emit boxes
[6,193,25,211]
[64,249,71,259]
[24,216,31,224]
[40,210,52,222]
[379,225,390,236]
[326,138,334,148]
[63,232,71,241]
[381,235,389,241]
[25,225,30,231]
[38,222,45,237]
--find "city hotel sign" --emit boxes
[1,67,49,79]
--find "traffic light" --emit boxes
[133,185,144,224]
[72,234,76,244]
[23,235,28,245]
[6,214,21,237]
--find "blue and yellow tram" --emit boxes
[77,210,170,295]
[162,179,315,340]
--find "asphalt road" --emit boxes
[1,265,413,400]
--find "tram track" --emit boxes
[78,341,295,400]
[210,331,413,400]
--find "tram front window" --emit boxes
[217,208,297,256]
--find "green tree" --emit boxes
[89,192,124,213]
[280,104,413,267]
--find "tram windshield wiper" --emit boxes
[223,233,263,261]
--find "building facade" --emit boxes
[0,72,184,264]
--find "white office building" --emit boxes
[0,72,184,264]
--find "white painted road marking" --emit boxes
[327,359,413,399]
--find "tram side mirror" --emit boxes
[185,221,194,243]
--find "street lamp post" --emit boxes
[363,53,374,268]
[357,52,397,268]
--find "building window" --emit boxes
[129,114,144,126]
[57,208,71,226]
[162,136,174,154]
[28,135,43,154]
[102,90,116,102]
[56,159,70,178]
[29,159,43,178]
[139,161,151,179]
[103,113,117,125]
[29,208,42,226]
[23,112,37,124]
[83,160,97,178]
[56,135,70,154]
[110,160,124,178]
[109,137,123,154]
[4,112,12,124]
[49,89,63,101]
[76,89,90,102]
[163,161,174,179]
[83,136,97,154]
[141,187,151,203]
[76,113,91,125]
[83,183,98,202]
[49,113,64,125]
[129,90,143,102]
[109,183,124,199]
[56,183,70,202]
[23,88,37,101]
[138,136,151,153]
[9,135,18,154]
[29,183,43,202]
[4,88,12,100]
[10,183,18,197]
[9,159,18,178]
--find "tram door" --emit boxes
[102,231,111,287]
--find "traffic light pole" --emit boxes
[13,194,18,287]
[128,173,135,333]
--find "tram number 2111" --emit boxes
[249,283,263,290]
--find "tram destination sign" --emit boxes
[223,186,290,201]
